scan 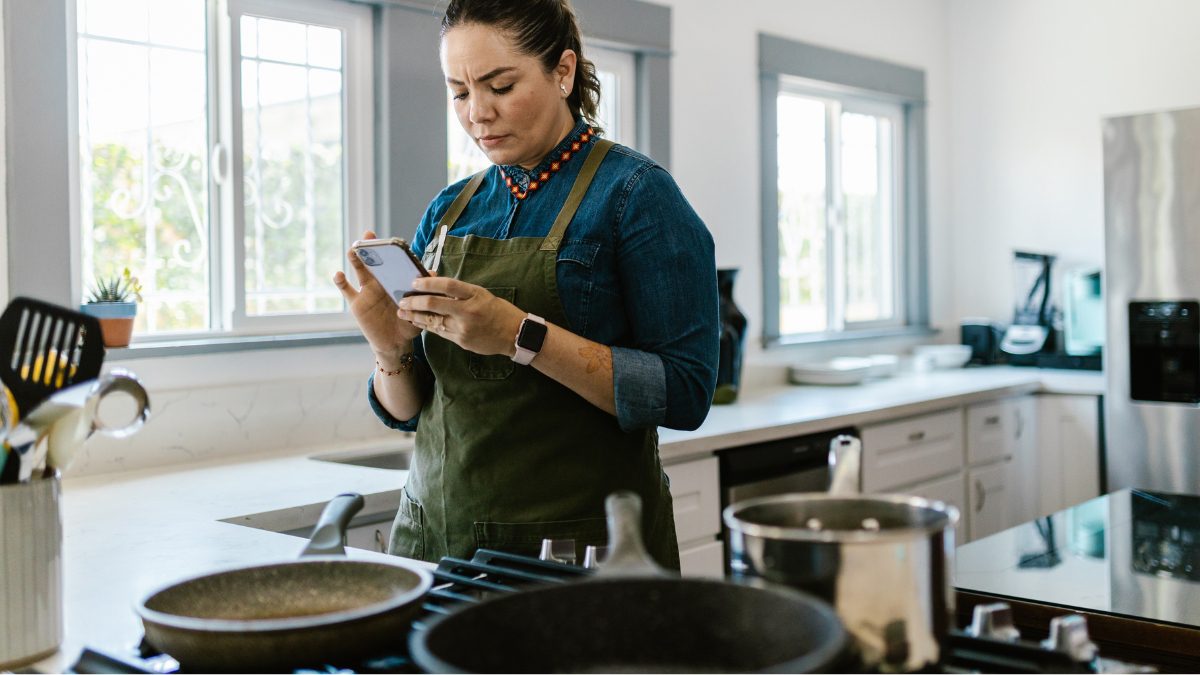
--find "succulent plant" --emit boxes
[87,267,143,304]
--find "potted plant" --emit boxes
[81,268,143,348]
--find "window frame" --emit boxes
[5,0,672,359]
[222,0,374,335]
[760,34,930,347]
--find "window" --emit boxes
[775,89,903,335]
[74,0,373,337]
[447,44,639,183]
[760,34,928,344]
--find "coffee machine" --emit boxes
[1000,251,1056,357]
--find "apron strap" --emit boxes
[541,139,615,252]
[437,169,488,232]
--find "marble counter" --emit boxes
[29,365,1102,670]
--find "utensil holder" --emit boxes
[0,471,63,668]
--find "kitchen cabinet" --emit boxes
[861,409,964,493]
[863,395,1038,543]
[664,455,723,578]
[1034,394,1101,517]
[902,470,967,543]
[963,395,1036,541]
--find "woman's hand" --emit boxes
[333,230,422,362]
[397,277,525,357]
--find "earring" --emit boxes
[560,83,568,96]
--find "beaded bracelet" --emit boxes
[377,352,416,376]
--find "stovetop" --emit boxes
[70,548,1134,674]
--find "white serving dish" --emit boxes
[866,354,900,379]
[912,344,972,370]
[788,357,875,385]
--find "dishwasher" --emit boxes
[717,426,859,566]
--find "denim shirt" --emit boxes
[368,121,718,432]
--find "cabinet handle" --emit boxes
[974,478,987,514]
[984,415,1001,426]
[374,528,386,554]
[1015,410,1024,439]
[908,430,926,443]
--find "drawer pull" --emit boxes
[984,415,1001,426]
[907,430,926,443]
[974,479,986,514]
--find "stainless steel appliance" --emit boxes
[1104,106,1200,492]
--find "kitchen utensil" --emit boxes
[410,492,851,673]
[136,493,433,673]
[0,297,105,417]
[41,369,150,472]
[724,434,960,672]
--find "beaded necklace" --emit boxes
[499,126,595,201]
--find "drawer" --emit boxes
[966,400,1011,465]
[898,471,966,544]
[861,409,964,492]
[678,539,724,579]
[664,456,720,544]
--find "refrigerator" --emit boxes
[1104,106,1200,493]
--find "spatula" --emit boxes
[0,297,105,417]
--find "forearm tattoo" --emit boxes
[578,346,612,374]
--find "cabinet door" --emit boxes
[966,400,1011,465]
[678,539,724,579]
[664,456,721,546]
[901,471,967,544]
[346,521,390,554]
[861,409,964,492]
[1034,394,1100,517]
[1007,396,1039,525]
[967,461,1013,541]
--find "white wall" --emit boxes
[652,0,955,374]
[0,3,8,305]
[947,0,1200,323]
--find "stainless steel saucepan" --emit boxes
[723,435,960,673]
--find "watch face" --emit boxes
[517,318,548,352]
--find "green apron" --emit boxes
[389,140,680,569]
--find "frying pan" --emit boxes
[410,492,850,674]
[136,493,433,673]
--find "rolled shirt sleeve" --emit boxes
[610,165,719,432]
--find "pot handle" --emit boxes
[828,435,862,496]
[596,491,669,578]
[301,492,365,557]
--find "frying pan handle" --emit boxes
[301,493,365,557]
[597,491,668,578]
[90,370,150,439]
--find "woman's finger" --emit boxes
[412,275,476,300]
[332,270,358,303]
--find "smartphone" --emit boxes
[350,237,434,303]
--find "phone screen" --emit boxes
[354,241,428,304]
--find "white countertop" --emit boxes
[32,365,1103,671]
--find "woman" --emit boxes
[333,0,717,569]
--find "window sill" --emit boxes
[763,325,938,349]
[105,330,367,361]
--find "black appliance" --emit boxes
[961,319,1004,365]
[1128,300,1200,404]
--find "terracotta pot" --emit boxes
[80,302,137,348]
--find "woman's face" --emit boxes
[441,23,577,170]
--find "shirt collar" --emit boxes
[499,119,595,192]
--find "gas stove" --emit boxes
[70,545,1152,674]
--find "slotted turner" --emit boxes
[0,297,105,417]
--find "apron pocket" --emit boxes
[469,286,517,380]
[387,486,426,561]
[473,516,608,560]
